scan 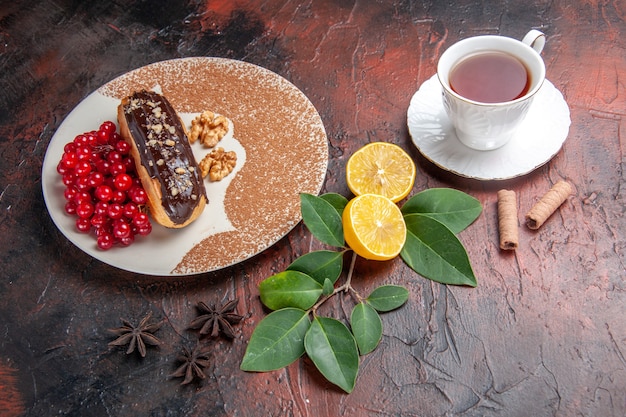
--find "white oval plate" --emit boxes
[42,57,328,276]
[407,74,570,180]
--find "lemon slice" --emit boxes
[343,194,407,261]
[346,142,416,203]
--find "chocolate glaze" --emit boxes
[122,90,207,225]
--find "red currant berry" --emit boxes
[86,133,98,147]
[123,202,139,219]
[74,175,91,191]
[95,221,112,236]
[118,233,135,246]
[111,189,126,204]
[115,140,130,155]
[113,219,131,239]
[73,134,89,146]
[109,132,122,144]
[108,162,126,176]
[76,146,91,161]
[97,233,114,250]
[97,129,110,144]
[122,157,135,173]
[62,172,76,187]
[65,201,77,215]
[64,186,78,201]
[95,159,110,174]
[129,186,148,205]
[75,217,92,233]
[73,191,92,205]
[107,203,124,219]
[87,171,105,188]
[74,160,92,177]
[132,212,150,227]
[136,222,152,236]
[57,162,68,175]
[107,150,122,164]
[94,185,113,202]
[88,151,102,163]
[113,173,133,191]
[90,213,107,228]
[61,151,78,169]
[76,202,95,219]
[100,121,116,133]
[64,142,77,153]
[94,201,109,216]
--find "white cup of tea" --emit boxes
[437,30,546,151]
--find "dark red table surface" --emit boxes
[1,1,625,416]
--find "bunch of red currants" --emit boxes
[56,121,152,250]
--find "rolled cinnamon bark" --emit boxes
[525,181,573,230]
[497,189,518,250]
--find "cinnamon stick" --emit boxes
[497,189,518,250]
[525,181,573,230]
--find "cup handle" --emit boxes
[522,29,546,53]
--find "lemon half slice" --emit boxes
[346,142,416,203]
[343,194,407,261]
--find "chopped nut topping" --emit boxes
[156,159,165,166]
[199,147,237,181]
[152,124,163,135]
[164,139,175,146]
[175,167,186,174]
[171,187,179,196]
[128,98,141,111]
[189,110,229,148]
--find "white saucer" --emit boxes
[407,75,570,180]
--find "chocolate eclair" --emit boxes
[117,90,207,228]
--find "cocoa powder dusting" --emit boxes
[99,58,328,274]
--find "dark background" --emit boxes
[1,1,625,416]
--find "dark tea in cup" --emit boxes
[449,51,531,103]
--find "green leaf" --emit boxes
[320,193,349,217]
[401,188,482,233]
[287,250,343,285]
[300,193,344,247]
[259,270,323,310]
[366,285,409,312]
[350,303,383,355]
[322,278,335,296]
[304,317,359,393]
[241,308,311,371]
[401,214,477,287]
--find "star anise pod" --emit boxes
[188,298,243,339]
[108,311,163,357]
[170,343,212,385]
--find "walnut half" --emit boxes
[199,147,237,181]
[189,110,229,148]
